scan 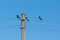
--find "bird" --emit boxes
[26,17,29,21]
[16,15,20,19]
[38,16,43,21]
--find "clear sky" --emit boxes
[0,0,60,40]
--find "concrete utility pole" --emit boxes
[21,13,26,40]
[17,13,27,40]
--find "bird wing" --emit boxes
[16,15,20,19]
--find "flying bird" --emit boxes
[38,16,43,21]
[16,15,20,19]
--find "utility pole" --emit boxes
[21,13,26,40]
[17,13,28,40]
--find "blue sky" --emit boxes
[0,0,60,40]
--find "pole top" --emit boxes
[21,13,26,21]
[21,13,26,16]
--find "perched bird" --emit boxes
[38,16,43,21]
[26,17,29,21]
[16,15,20,19]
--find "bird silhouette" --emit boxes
[26,17,29,21]
[16,15,20,19]
[38,16,43,21]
